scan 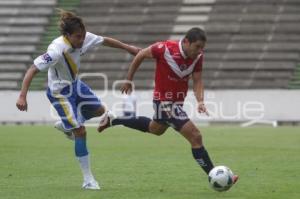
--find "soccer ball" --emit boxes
[208,166,234,192]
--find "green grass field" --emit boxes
[0,125,299,199]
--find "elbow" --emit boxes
[102,37,113,47]
[138,48,152,59]
[28,65,40,76]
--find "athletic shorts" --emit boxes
[47,80,102,130]
[152,100,190,131]
[123,111,136,118]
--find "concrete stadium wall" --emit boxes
[1,90,300,124]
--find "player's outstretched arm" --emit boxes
[102,37,141,55]
[121,47,153,94]
[16,65,40,111]
[192,71,209,116]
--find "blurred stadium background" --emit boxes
[0,0,300,124]
[0,1,300,199]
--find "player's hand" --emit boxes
[120,82,132,94]
[16,96,28,111]
[198,102,209,116]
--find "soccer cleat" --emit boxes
[82,179,100,190]
[97,111,115,133]
[54,121,75,140]
[232,175,239,184]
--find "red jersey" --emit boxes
[151,40,203,102]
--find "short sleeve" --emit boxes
[33,45,60,71]
[151,42,165,59]
[193,53,203,73]
[83,32,104,52]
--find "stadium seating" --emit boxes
[78,0,300,89]
[1,0,299,89]
[199,0,300,89]
[0,0,56,90]
[78,0,183,89]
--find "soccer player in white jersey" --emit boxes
[16,9,140,190]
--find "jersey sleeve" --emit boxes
[151,41,165,59]
[193,53,204,73]
[33,44,61,71]
[83,32,104,52]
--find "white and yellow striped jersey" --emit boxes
[34,32,103,92]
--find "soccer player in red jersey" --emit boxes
[99,27,238,183]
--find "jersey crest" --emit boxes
[164,46,201,78]
[42,53,53,63]
[179,64,188,71]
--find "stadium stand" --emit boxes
[78,0,300,89]
[202,0,300,89]
[0,0,57,90]
[78,0,183,89]
[1,0,300,90]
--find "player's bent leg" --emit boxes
[148,120,168,136]
[98,111,152,133]
[98,100,168,134]
[179,121,214,175]
[73,126,100,190]
[77,80,105,119]
[98,112,168,137]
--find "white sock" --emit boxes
[77,154,95,182]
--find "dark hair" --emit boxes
[184,27,207,43]
[56,8,85,35]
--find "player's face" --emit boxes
[185,39,205,59]
[66,29,86,49]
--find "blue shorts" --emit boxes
[152,100,190,131]
[47,80,102,130]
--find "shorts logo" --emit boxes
[43,53,53,63]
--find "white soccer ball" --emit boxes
[208,165,234,192]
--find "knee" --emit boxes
[152,129,165,136]
[99,106,106,115]
[73,126,86,138]
[95,106,106,117]
[149,127,166,136]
